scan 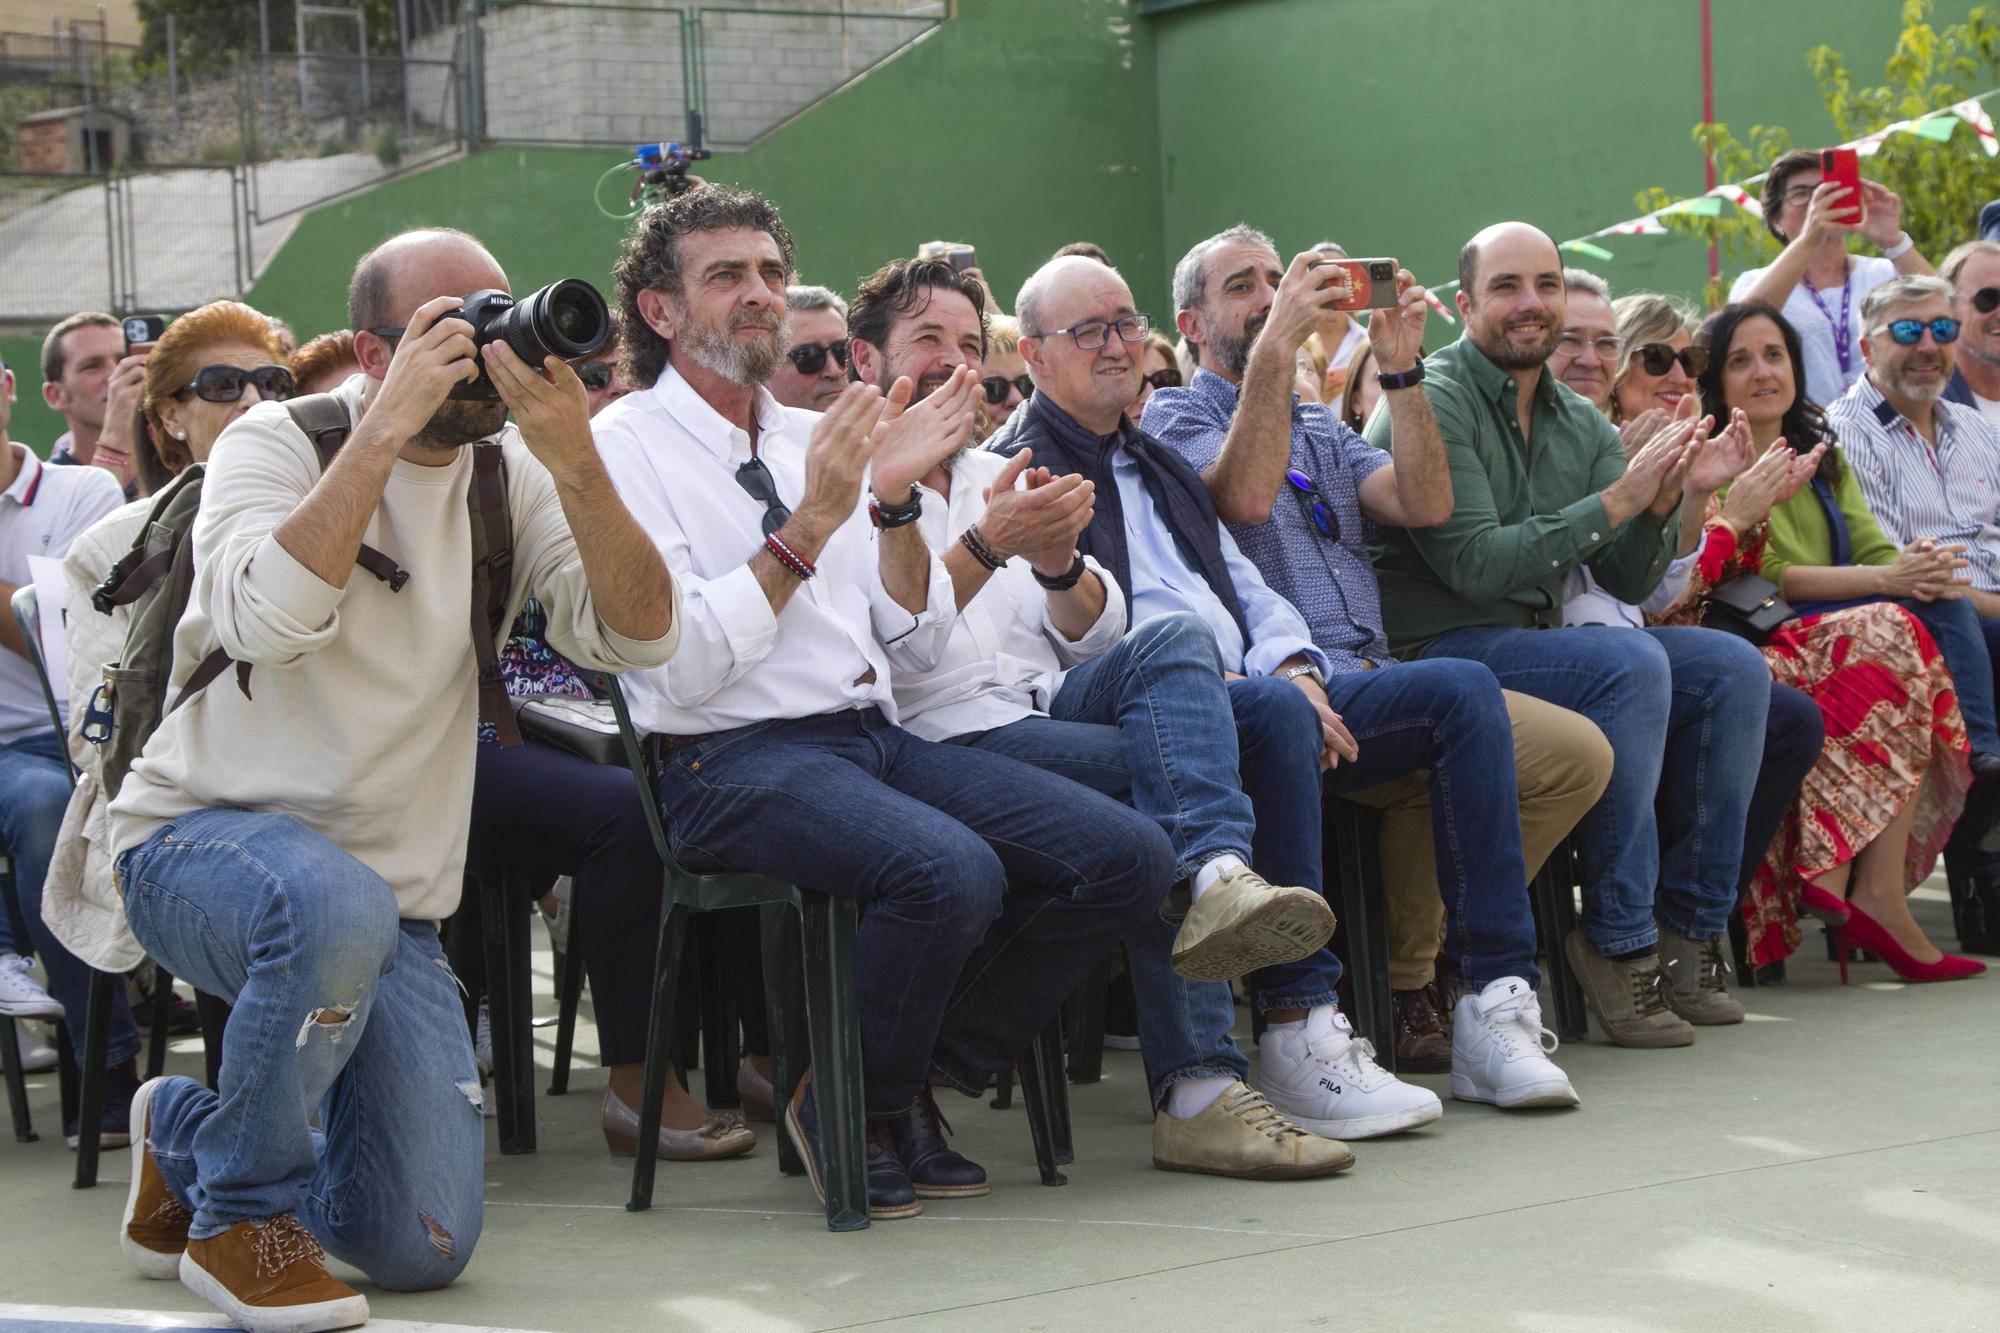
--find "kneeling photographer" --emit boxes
[104,227,680,1333]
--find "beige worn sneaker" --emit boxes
[1169,864,1336,982]
[179,1215,369,1333]
[1657,926,1746,1025]
[1562,932,1696,1049]
[1153,1081,1355,1179]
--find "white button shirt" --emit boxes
[593,363,955,737]
[893,450,1125,742]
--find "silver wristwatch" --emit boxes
[1278,663,1325,689]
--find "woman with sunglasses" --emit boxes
[45,300,292,1113]
[1610,293,1706,424]
[1658,300,1987,982]
[1126,327,1181,423]
[978,314,1034,433]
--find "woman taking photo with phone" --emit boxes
[1654,300,1986,983]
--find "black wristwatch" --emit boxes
[1377,363,1426,392]
[869,488,923,529]
[1033,552,1087,591]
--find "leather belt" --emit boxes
[644,732,719,765]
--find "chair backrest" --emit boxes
[602,675,677,870]
[11,584,76,786]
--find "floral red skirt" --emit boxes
[1745,602,1971,965]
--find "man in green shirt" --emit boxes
[1367,222,1774,1050]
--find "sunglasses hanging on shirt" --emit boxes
[1284,468,1339,543]
[735,455,793,537]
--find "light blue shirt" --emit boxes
[1110,449,1329,678]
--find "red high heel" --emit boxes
[1834,901,1987,984]
[1800,884,1852,926]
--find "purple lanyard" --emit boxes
[1802,275,1853,378]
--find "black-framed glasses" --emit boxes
[175,364,294,403]
[1047,314,1151,350]
[1140,367,1182,392]
[1884,317,1961,346]
[735,456,792,537]
[1631,343,1709,377]
[1971,287,2000,315]
[578,360,614,391]
[786,339,850,376]
[1284,467,1338,542]
[982,373,1033,405]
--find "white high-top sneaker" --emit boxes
[13,1019,57,1072]
[1257,1006,1442,1139]
[1450,977,1580,1109]
[0,953,62,1018]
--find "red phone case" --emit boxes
[1821,148,1862,223]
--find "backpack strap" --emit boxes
[468,442,520,748]
[91,464,205,614]
[169,648,252,713]
[284,393,352,468]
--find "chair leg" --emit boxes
[1014,1017,1069,1186]
[1327,801,1395,1070]
[760,903,807,1178]
[481,872,536,1155]
[697,914,740,1110]
[2,1015,35,1143]
[799,894,868,1233]
[195,991,230,1091]
[549,882,587,1096]
[989,1065,1014,1109]
[145,967,174,1080]
[1063,954,1109,1086]
[627,903,691,1213]
[74,968,116,1189]
[1531,852,1588,1042]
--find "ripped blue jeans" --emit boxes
[118,809,483,1291]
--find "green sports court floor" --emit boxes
[3,874,1996,1333]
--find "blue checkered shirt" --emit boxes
[1144,368,1395,672]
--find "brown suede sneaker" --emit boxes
[1563,932,1696,1049]
[179,1215,369,1333]
[121,1077,192,1280]
[1392,981,1454,1074]
[1657,926,1747,1025]
[1152,1081,1355,1180]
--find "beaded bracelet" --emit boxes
[765,531,816,580]
[958,525,1007,571]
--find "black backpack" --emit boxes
[82,393,521,799]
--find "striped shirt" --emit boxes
[1830,376,2000,592]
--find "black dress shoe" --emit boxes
[883,1089,989,1198]
[783,1071,921,1220]
[1958,754,2000,852]
[1950,868,2000,955]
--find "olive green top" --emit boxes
[1365,335,1678,656]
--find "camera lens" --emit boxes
[498,278,610,366]
[1371,262,1394,279]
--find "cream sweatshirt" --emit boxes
[109,375,681,920]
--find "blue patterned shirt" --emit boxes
[1144,368,1394,672]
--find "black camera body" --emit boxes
[445,279,612,401]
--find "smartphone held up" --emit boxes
[1820,147,1863,224]
[1312,257,1400,312]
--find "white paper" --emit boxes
[25,554,70,726]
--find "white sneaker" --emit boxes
[1450,976,1580,1109]
[13,1018,57,1072]
[1257,1006,1442,1139]
[0,952,63,1019]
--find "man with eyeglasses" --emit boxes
[1941,240,2000,427]
[591,192,1210,1222]
[769,285,851,413]
[1145,223,1603,1093]
[1369,221,1772,1051]
[990,251,1580,1150]
[1733,149,1936,407]
[1832,273,2000,953]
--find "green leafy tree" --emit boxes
[1637,0,2000,308]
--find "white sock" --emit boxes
[1190,854,1246,902]
[1164,1075,1234,1119]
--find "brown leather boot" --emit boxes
[1391,980,1454,1074]
[121,1077,192,1280]
[179,1215,369,1333]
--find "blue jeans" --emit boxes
[1738,684,1824,891]
[0,728,138,1065]
[118,809,483,1289]
[1901,598,2000,756]
[1424,626,1768,952]
[652,706,1169,1112]
[1945,614,2000,876]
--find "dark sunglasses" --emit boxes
[1884,317,1961,346]
[982,373,1034,405]
[735,456,792,537]
[175,364,294,403]
[1971,287,2000,315]
[1284,468,1338,542]
[1631,343,1709,377]
[786,339,850,376]
[1141,367,1182,392]
[578,360,614,391]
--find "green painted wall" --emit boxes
[1147,0,1996,315]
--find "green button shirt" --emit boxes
[1364,335,1679,657]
